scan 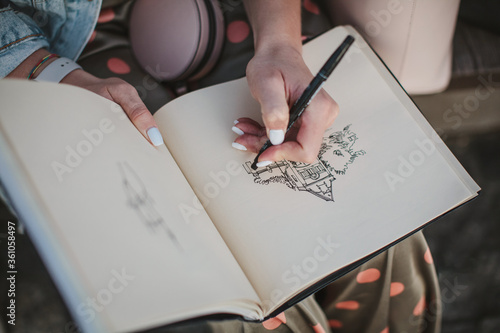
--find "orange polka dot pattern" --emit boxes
[356,268,381,283]
[390,282,405,297]
[97,8,115,23]
[226,20,250,43]
[318,233,440,332]
[107,57,130,75]
[262,312,286,330]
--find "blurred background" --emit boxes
[0,0,499,332]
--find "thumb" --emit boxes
[256,76,289,146]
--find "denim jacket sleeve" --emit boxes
[0,0,101,78]
[0,4,48,77]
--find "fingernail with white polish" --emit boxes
[269,129,284,145]
[232,126,244,135]
[147,127,164,146]
[232,142,247,151]
[234,120,239,124]
[256,161,273,168]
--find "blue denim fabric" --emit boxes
[0,0,102,77]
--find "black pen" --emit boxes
[251,35,355,170]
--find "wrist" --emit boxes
[33,57,82,82]
[244,0,302,56]
[254,34,303,57]
[254,40,303,63]
[59,68,98,86]
[32,56,59,79]
[6,49,58,79]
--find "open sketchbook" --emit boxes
[0,26,479,333]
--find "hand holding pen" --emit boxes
[232,35,354,168]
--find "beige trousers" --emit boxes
[323,0,460,95]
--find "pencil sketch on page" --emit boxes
[118,161,182,250]
[243,125,365,202]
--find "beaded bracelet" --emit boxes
[27,53,59,80]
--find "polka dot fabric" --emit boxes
[356,268,381,283]
[390,282,405,297]
[303,0,321,15]
[79,47,175,113]
[78,1,175,113]
[262,312,287,330]
[226,20,251,44]
[334,301,360,310]
[317,231,441,333]
[193,0,332,90]
[106,57,130,75]
[97,7,115,23]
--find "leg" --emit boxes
[321,0,460,94]
[316,231,441,332]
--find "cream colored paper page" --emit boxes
[0,80,261,332]
[154,26,478,313]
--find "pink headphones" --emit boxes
[129,0,225,82]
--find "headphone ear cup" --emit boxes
[188,0,225,81]
[129,0,224,83]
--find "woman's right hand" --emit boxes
[237,43,339,165]
[239,0,339,166]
